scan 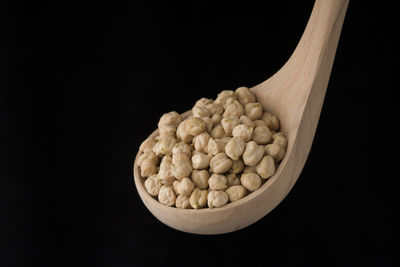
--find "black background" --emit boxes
[1,0,399,266]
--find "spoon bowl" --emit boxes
[133,0,349,234]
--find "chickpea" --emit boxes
[184,117,207,136]
[254,120,268,127]
[139,137,158,153]
[215,90,236,109]
[201,116,213,133]
[242,141,264,166]
[144,175,163,196]
[153,135,176,156]
[193,132,210,153]
[192,105,210,118]
[172,142,192,158]
[191,170,209,190]
[173,180,180,195]
[175,195,191,209]
[210,153,233,174]
[240,173,262,191]
[205,102,224,115]
[158,155,175,185]
[137,151,158,166]
[225,185,247,202]
[158,185,176,206]
[208,174,228,191]
[140,159,157,178]
[243,166,257,173]
[261,112,280,131]
[272,132,288,150]
[245,103,263,120]
[226,173,241,186]
[221,117,240,137]
[171,153,193,180]
[252,126,273,145]
[225,137,245,160]
[223,100,244,118]
[195,98,213,108]
[256,155,275,179]
[176,120,193,143]
[176,177,195,196]
[229,159,244,174]
[210,124,225,139]
[210,113,222,126]
[265,144,285,162]
[159,125,176,137]
[232,124,254,142]
[207,138,226,155]
[190,187,208,209]
[191,152,210,169]
[158,111,183,129]
[240,115,256,128]
[207,191,229,208]
[235,86,256,106]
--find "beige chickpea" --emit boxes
[192,132,210,153]
[240,115,256,128]
[221,117,240,136]
[201,116,213,133]
[173,180,180,195]
[223,100,244,118]
[195,97,213,108]
[175,195,191,209]
[265,144,285,162]
[254,120,268,127]
[176,177,195,196]
[242,141,264,166]
[226,173,241,186]
[215,90,236,109]
[184,117,207,136]
[159,125,176,137]
[190,187,208,209]
[158,185,176,206]
[240,173,262,191]
[207,138,226,155]
[232,124,254,142]
[245,103,263,120]
[261,112,280,131]
[139,137,158,153]
[153,135,176,156]
[158,155,175,185]
[272,132,288,150]
[225,185,247,202]
[205,102,224,115]
[208,174,228,191]
[137,151,158,166]
[192,105,210,118]
[235,86,256,106]
[256,155,275,179]
[144,174,163,196]
[191,170,209,190]
[252,126,273,145]
[191,152,210,169]
[210,124,225,139]
[158,111,182,129]
[140,159,157,178]
[207,191,229,208]
[243,165,257,173]
[229,159,244,174]
[172,142,192,158]
[210,113,222,126]
[171,153,193,180]
[225,137,245,160]
[209,153,233,173]
[176,120,193,143]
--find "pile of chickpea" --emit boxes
[138,87,287,209]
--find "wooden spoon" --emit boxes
[133,0,349,234]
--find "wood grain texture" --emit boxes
[133,0,349,234]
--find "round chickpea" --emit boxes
[252,126,273,145]
[153,135,176,156]
[185,117,207,136]
[223,100,244,118]
[265,144,285,162]
[195,98,213,108]
[207,191,229,208]
[232,124,254,142]
[235,86,256,106]
[201,116,213,133]
[208,174,228,191]
[207,138,226,155]
[225,137,245,160]
[226,173,241,186]
[245,103,263,120]
[192,132,210,153]
[240,115,256,128]
[261,112,280,131]
[215,90,236,109]
[210,124,225,139]
[171,153,193,180]
[221,117,240,136]
[172,142,192,158]
[191,152,210,169]
[205,102,224,115]
[240,173,262,191]
[144,174,163,196]
[243,141,265,166]
[176,120,193,144]
[243,165,257,173]
[254,120,268,127]
[190,187,208,209]
[192,105,210,118]
[229,159,244,174]
[176,177,195,196]
[140,159,157,178]
[139,137,158,153]
[173,180,180,195]
[256,155,275,179]
[175,195,191,209]
[158,155,175,185]
[158,185,176,206]
[225,185,247,202]
[191,170,209,190]
[210,153,233,173]
[158,111,182,129]
[210,113,222,126]
[272,132,288,150]
[137,151,158,166]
